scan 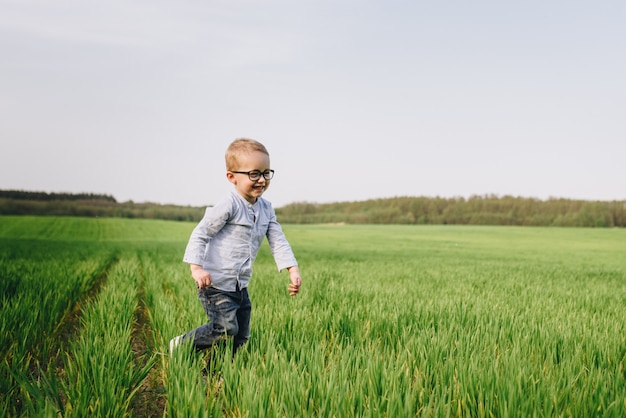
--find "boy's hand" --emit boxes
[287,266,302,296]
[190,264,212,289]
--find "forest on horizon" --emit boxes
[1,190,624,227]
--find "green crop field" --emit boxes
[1,215,625,417]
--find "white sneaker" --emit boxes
[169,335,183,356]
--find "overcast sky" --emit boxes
[1,0,624,207]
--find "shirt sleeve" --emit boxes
[265,203,298,272]
[182,196,232,266]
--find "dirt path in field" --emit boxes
[37,255,167,417]
[33,255,117,379]
[17,256,118,415]
[130,285,166,417]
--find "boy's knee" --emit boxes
[224,322,239,337]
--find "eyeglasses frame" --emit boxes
[230,169,275,181]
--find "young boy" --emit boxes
[170,138,302,357]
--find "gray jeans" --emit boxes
[185,286,252,356]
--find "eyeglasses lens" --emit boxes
[248,170,274,181]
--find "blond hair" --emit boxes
[225,138,269,171]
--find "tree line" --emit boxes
[0,190,118,202]
[2,190,624,227]
[274,195,626,227]
[0,190,204,222]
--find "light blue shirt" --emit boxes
[183,190,298,292]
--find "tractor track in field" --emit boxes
[32,254,118,380]
[130,281,166,418]
[57,255,118,338]
[31,253,166,417]
[18,254,119,416]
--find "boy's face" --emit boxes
[226,150,271,204]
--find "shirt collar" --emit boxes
[231,189,258,210]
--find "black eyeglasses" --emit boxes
[231,169,275,181]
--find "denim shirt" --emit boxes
[183,190,298,292]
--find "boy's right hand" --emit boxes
[190,264,212,289]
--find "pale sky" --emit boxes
[1,0,624,208]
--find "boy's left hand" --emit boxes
[287,266,302,296]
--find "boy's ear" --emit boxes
[226,171,236,184]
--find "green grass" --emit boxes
[1,216,625,417]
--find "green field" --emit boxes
[1,216,625,417]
